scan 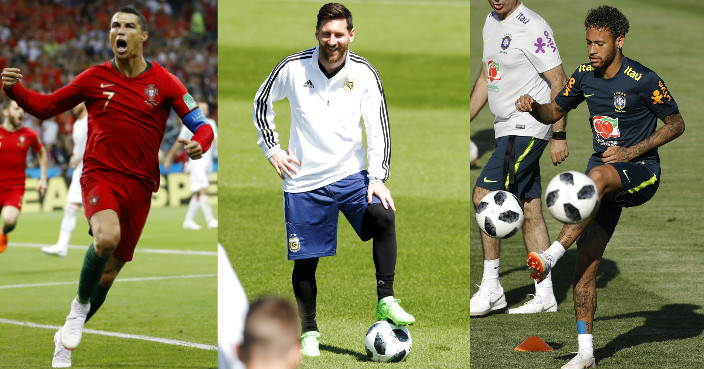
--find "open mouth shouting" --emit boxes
[116,39,128,55]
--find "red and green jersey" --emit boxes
[6,60,206,191]
[0,126,42,189]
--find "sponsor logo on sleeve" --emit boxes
[562,77,575,96]
[542,31,557,53]
[183,93,197,110]
[613,92,627,113]
[534,37,546,53]
[651,80,672,104]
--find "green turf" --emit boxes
[219,0,470,367]
[0,206,217,368]
[470,1,704,368]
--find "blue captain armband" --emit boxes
[182,108,207,134]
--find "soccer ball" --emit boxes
[475,190,524,239]
[470,139,479,167]
[364,320,412,362]
[544,171,599,224]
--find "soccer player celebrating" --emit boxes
[2,7,213,368]
[0,99,47,252]
[253,2,414,357]
[470,0,569,316]
[515,6,685,368]
[43,103,89,257]
[164,101,219,230]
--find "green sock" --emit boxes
[2,223,16,235]
[77,243,109,304]
[86,285,111,323]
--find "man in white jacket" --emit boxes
[253,2,414,357]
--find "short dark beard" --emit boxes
[320,42,347,65]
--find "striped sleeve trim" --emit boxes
[254,48,315,149]
[349,52,391,182]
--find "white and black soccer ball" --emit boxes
[470,139,479,166]
[475,190,524,239]
[364,320,412,362]
[544,171,599,224]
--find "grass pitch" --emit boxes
[470,1,704,368]
[219,0,470,367]
[0,206,217,368]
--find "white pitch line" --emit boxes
[10,242,217,256]
[0,273,216,290]
[0,318,216,351]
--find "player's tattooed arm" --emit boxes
[515,95,567,124]
[603,111,685,163]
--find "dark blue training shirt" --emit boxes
[555,56,679,162]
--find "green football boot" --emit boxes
[300,331,321,357]
[376,296,416,325]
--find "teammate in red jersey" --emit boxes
[0,99,47,252]
[2,6,213,368]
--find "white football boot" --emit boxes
[469,284,506,316]
[561,350,596,368]
[207,219,218,229]
[52,329,72,368]
[42,244,68,257]
[182,220,202,230]
[506,294,557,314]
[61,299,90,350]
[527,251,554,283]
[300,331,321,357]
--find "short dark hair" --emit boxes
[316,3,353,31]
[239,297,299,363]
[116,6,148,33]
[584,5,629,40]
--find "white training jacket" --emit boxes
[253,46,391,193]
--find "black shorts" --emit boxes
[475,136,548,199]
[586,156,661,237]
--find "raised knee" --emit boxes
[94,227,120,252]
[472,187,490,207]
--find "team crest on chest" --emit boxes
[344,77,355,93]
[18,135,25,146]
[288,234,300,252]
[500,35,511,50]
[613,92,626,113]
[144,84,159,106]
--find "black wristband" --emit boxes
[551,131,566,140]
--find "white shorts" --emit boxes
[66,166,83,205]
[188,158,212,193]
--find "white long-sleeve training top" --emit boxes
[253,46,391,193]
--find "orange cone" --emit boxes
[514,336,553,352]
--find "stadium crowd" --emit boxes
[0,0,217,179]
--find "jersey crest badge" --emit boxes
[288,234,300,253]
[144,84,159,102]
[593,115,620,139]
[613,92,626,113]
[18,135,25,146]
[344,78,355,92]
[500,35,511,50]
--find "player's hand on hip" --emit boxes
[178,138,203,160]
[268,150,301,180]
[36,178,47,197]
[550,139,569,165]
[515,94,536,112]
[601,145,635,163]
[2,68,22,90]
[367,182,396,211]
